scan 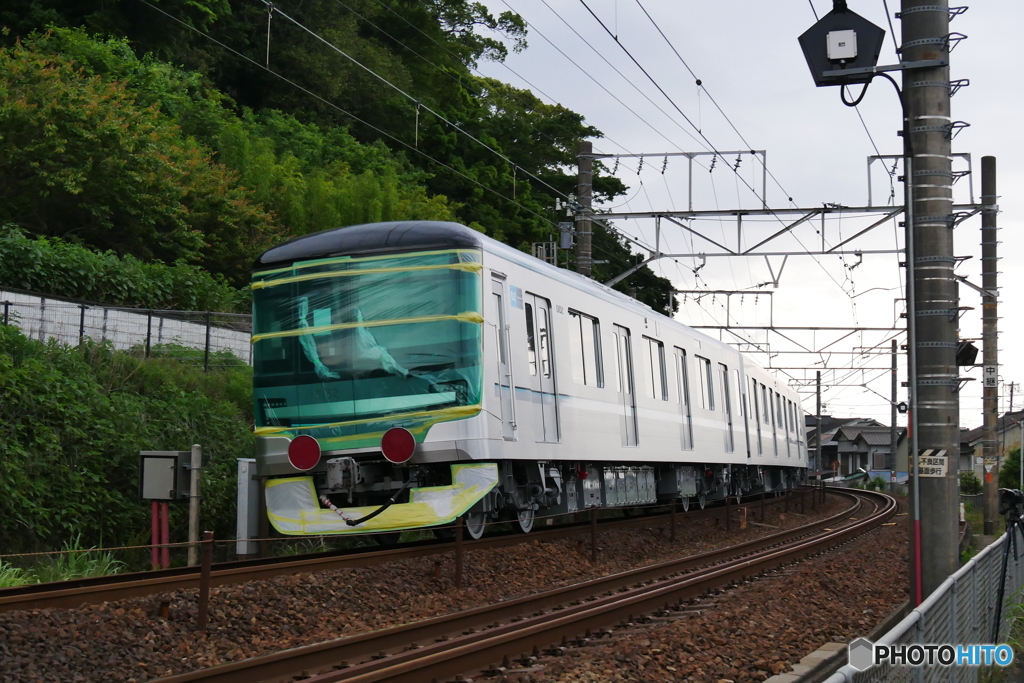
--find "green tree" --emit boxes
[0,35,276,283]
[1000,448,1022,490]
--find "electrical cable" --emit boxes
[137,0,562,229]
[632,0,802,208]
[263,0,574,202]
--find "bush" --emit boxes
[0,226,249,312]
[0,325,253,555]
[961,471,983,495]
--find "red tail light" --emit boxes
[381,428,416,464]
[287,435,321,471]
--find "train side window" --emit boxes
[538,306,552,378]
[492,293,507,364]
[643,337,668,400]
[569,310,603,387]
[695,355,714,411]
[776,391,784,428]
[761,384,770,423]
[675,348,693,449]
[525,302,537,376]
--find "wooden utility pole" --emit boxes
[981,156,999,534]
[576,140,593,278]
[902,0,960,600]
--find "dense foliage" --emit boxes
[0,4,675,305]
[1000,448,1022,491]
[0,325,252,554]
[0,226,248,312]
[960,471,982,495]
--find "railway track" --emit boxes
[151,488,893,683]
[0,489,808,613]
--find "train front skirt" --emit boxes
[264,462,498,535]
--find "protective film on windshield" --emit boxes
[252,249,483,449]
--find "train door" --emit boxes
[490,278,517,441]
[737,368,751,459]
[613,324,638,447]
[525,293,559,443]
[674,347,693,450]
[718,363,734,453]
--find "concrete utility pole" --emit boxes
[576,140,594,278]
[188,443,203,566]
[902,0,960,599]
[816,371,822,476]
[891,339,898,473]
[981,156,999,533]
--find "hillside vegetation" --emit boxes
[0,2,679,558]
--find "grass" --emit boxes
[1,535,127,586]
[0,560,31,588]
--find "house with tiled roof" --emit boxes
[805,416,907,479]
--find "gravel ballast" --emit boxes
[0,494,871,682]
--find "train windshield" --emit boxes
[251,249,483,437]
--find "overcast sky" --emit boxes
[477,0,1021,429]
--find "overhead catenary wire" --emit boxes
[263,1,575,201]
[138,0,562,230]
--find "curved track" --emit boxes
[151,488,896,683]
[0,489,808,613]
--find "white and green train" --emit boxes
[252,221,808,539]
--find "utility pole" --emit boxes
[891,339,898,475]
[576,140,594,278]
[902,0,960,599]
[981,156,998,533]
[188,443,203,566]
[816,371,822,476]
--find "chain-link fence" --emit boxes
[826,528,1024,682]
[1,287,251,367]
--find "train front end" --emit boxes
[251,222,497,536]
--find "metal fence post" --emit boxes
[204,311,212,371]
[146,310,153,358]
[78,304,86,344]
[2,300,8,326]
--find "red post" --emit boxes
[151,501,159,570]
[590,507,598,563]
[160,502,171,569]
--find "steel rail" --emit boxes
[152,489,886,683]
[0,493,798,613]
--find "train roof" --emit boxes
[255,221,483,268]
[254,221,786,389]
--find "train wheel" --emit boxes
[516,507,535,533]
[698,493,706,510]
[681,496,690,512]
[464,510,486,540]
